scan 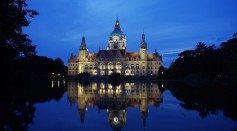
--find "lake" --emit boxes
[0,78,236,131]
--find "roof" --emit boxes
[147,54,154,61]
[125,52,139,61]
[69,56,79,62]
[86,53,98,60]
[126,52,139,57]
[110,29,124,38]
[98,50,126,58]
[147,54,162,61]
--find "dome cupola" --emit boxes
[110,17,124,38]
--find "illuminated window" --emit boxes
[116,63,122,69]
[85,65,88,69]
[136,64,139,69]
[94,65,97,69]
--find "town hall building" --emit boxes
[68,18,162,76]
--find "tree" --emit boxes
[178,50,196,58]
[158,65,168,77]
[0,0,38,57]
[233,32,237,38]
[221,37,237,79]
[75,72,90,79]
[108,73,121,81]
[0,0,38,76]
[169,42,227,77]
[195,42,207,56]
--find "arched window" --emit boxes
[108,62,113,69]
[136,64,139,69]
[100,63,105,69]
[85,65,88,69]
[126,57,129,61]
[94,65,97,69]
[126,64,129,69]
[136,57,139,61]
[116,62,122,69]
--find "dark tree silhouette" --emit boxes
[233,32,237,38]
[0,0,38,57]
[221,37,237,80]
[0,1,67,78]
[169,41,228,77]
[19,56,67,76]
[0,0,38,77]
[157,65,168,78]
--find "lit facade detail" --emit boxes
[68,17,162,76]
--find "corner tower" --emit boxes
[108,17,126,50]
[140,33,147,60]
[79,36,88,60]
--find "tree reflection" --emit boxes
[168,82,237,121]
[0,77,66,131]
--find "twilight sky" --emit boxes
[24,0,237,67]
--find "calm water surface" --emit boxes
[1,78,237,131]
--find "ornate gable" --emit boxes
[116,50,122,57]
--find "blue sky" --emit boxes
[24,0,237,67]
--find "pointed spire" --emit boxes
[81,35,86,46]
[115,16,120,29]
[81,35,86,43]
[79,110,86,124]
[142,32,145,41]
[140,32,147,48]
[141,111,148,128]
[80,36,87,50]
[81,32,86,44]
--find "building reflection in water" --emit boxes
[51,79,66,88]
[67,81,163,131]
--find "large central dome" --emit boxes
[110,29,124,37]
[110,17,124,38]
[108,17,127,50]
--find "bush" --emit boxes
[75,72,90,79]
[108,73,121,81]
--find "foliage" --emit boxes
[169,41,229,77]
[220,37,237,80]
[0,1,67,78]
[19,55,67,76]
[157,65,168,78]
[108,73,121,81]
[0,0,38,76]
[75,72,91,79]
[0,0,38,57]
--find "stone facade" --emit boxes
[68,18,162,76]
